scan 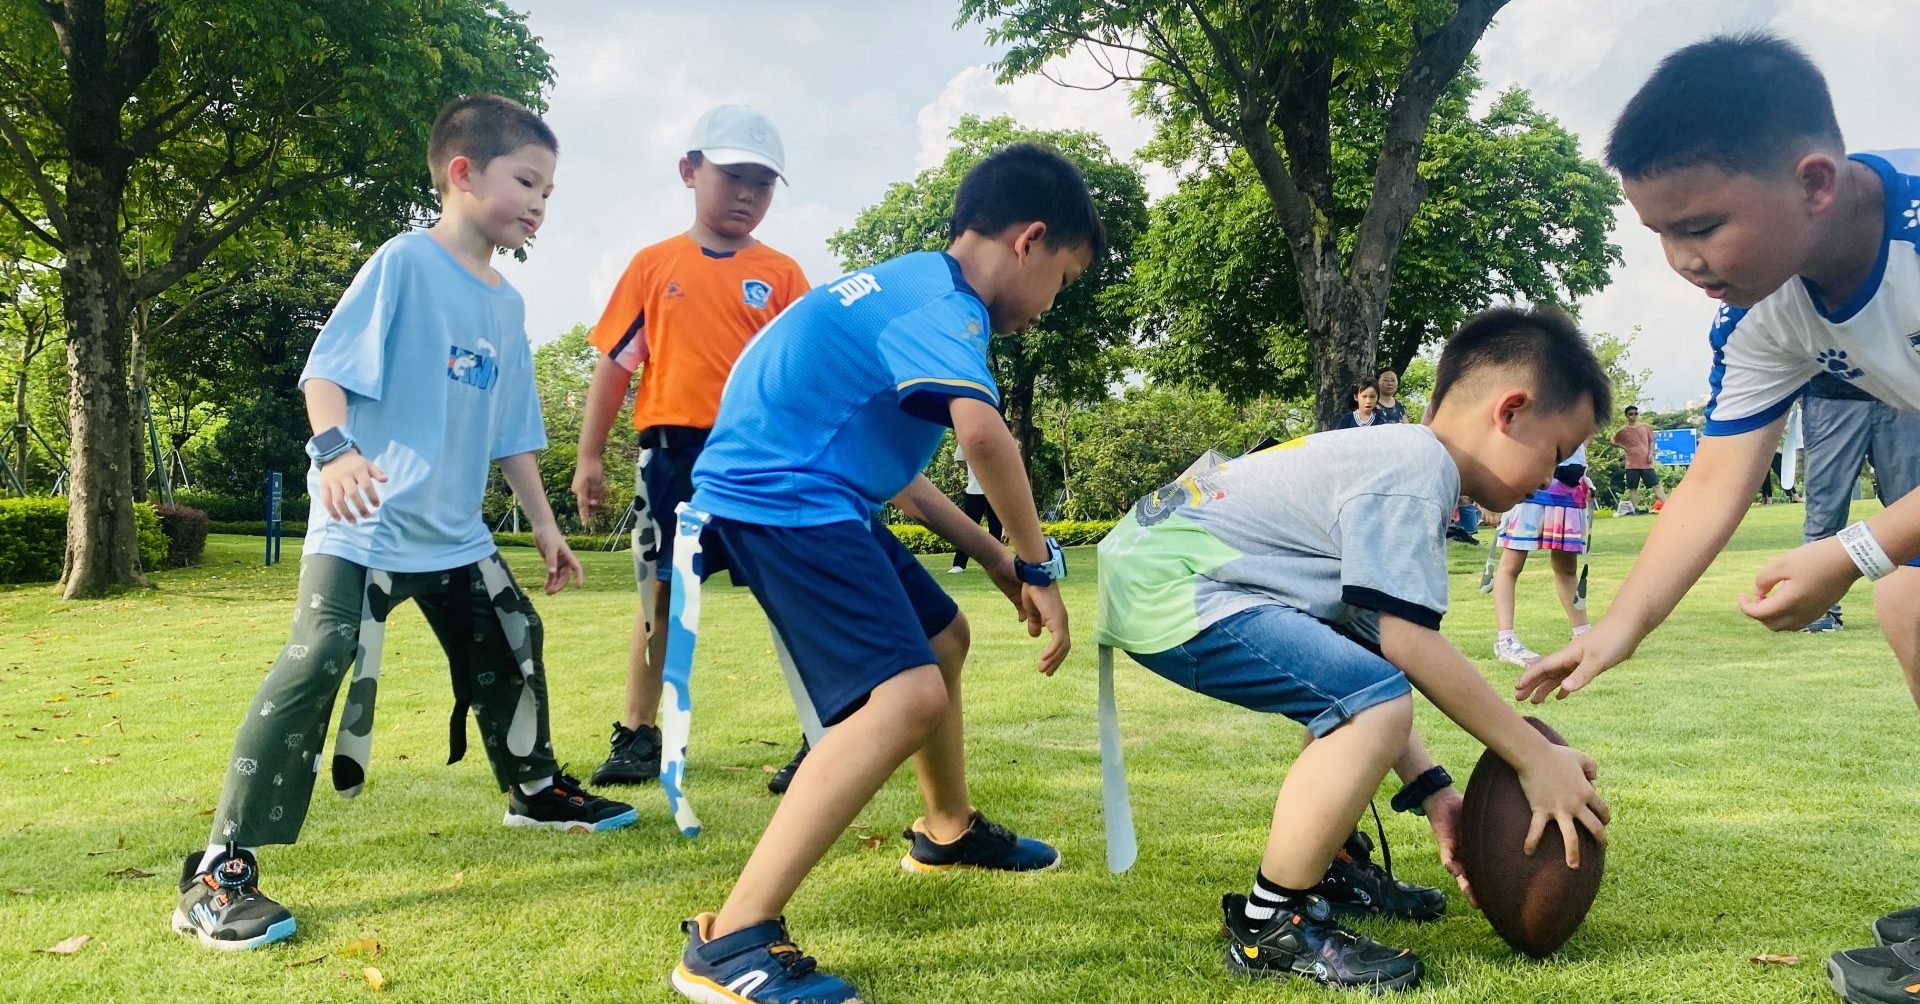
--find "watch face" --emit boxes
[309,428,348,456]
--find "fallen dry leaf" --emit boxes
[9,887,32,896]
[107,867,155,879]
[1751,953,1800,966]
[363,966,386,992]
[857,832,886,850]
[285,954,328,968]
[336,937,383,960]
[36,934,90,955]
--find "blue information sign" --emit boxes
[1652,428,1698,467]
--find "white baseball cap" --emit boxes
[687,105,787,183]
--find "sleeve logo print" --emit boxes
[1817,348,1866,381]
[741,279,772,309]
[448,344,498,390]
[830,273,881,306]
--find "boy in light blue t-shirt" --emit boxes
[171,95,634,953]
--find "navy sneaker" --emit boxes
[767,736,810,796]
[1875,908,1920,947]
[671,913,863,1004]
[900,811,1060,874]
[170,846,296,950]
[1311,829,1447,923]
[1221,892,1423,991]
[591,722,662,786]
[1830,939,1920,1003]
[504,772,638,833]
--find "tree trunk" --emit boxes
[11,353,29,486]
[1002,343,1040,478]
[60,156,147,596]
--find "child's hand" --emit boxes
[1515,743,1608,868]
[1515,619,1635,703]
[984,553,1023,611]
[570,457,606,524]
[1019,582,1070,676]
[1422,787,1477,908]
[1739,537,1856,631]
[319,451,388,523]
[533,525,585,594]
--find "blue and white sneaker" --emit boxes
[900,810,1060,874]
[503,772,638,833]
[171,846,296,950]
[671,913,863,1003]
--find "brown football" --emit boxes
[1457,716,1605,958]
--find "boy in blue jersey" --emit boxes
[668,145,1098,1004]
[171,95,634,952]
[1508,34,1920,1002]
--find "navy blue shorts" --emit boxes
[1128,604,1411,737]
[637,427,730,584]
[711,516,961,727]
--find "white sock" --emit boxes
[518,775,554,796]
[1571,624,1591,637]
[1497,630,1517,644]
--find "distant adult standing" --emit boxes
[947,440,1004,573]
[1610,405,1664,513]
[1374,369,1408,424]
[1796,373,1920,632]
[1334,378,1383,429]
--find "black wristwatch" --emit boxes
[1390,765,1453,816]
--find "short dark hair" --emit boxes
[1624,404,1641,413]
[428,94,558,193]
[949,143,1107,265]
[1430,306,1612,425]
[1606,32,1842,180]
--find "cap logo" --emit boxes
[750,127,768,144]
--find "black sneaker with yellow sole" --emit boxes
[1830,939,1920,1003]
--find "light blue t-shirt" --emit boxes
[691,251,999,527]
[298,231,546,572]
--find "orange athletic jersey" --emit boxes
[588,235,809,431]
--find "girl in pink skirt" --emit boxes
[1490,442,1592,666]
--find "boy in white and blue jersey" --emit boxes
[171,96,633,954]
[669,145,1099,1004]
[1510,34,1920,1000]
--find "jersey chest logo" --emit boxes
[448,343,498,390]
[741,279,772,309]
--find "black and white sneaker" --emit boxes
[504,773,638,833]
[590,721,662,786]
[1874,907,1920,947]
[1221,892,1423,991]
[171,846,296,950]
[767,736,810,796]
[1311,829,1447,922]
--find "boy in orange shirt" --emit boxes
[571,106,810,786]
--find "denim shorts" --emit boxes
[1128,604,1411,737]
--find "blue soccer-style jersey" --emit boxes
[1702,150,1920,436]
[691,251,999,527]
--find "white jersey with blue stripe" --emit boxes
[691,251,999,527]
[1702,150,1920,436]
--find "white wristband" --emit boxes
[1838,522,1896,581]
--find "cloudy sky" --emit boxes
[496,0,1909,409]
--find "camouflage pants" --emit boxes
[208,552,559,847]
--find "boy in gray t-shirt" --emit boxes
[1096,306,1614,992]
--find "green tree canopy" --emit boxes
[0,0,552,596]
[962,0,1560,429]
[1130,77,1620,402]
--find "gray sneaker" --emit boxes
[1493,637,1541,668]
[171,846,296,950]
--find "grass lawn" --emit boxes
[2,502,1914,1002]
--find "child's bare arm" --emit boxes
[950,397,1067,674]
[1517,413,1783,702]
[893,475,1018,606]
[569,357,634,523]
[303,378,386,523]
[1379,614,1608,864]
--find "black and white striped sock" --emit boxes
[1245,870,1308,924]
